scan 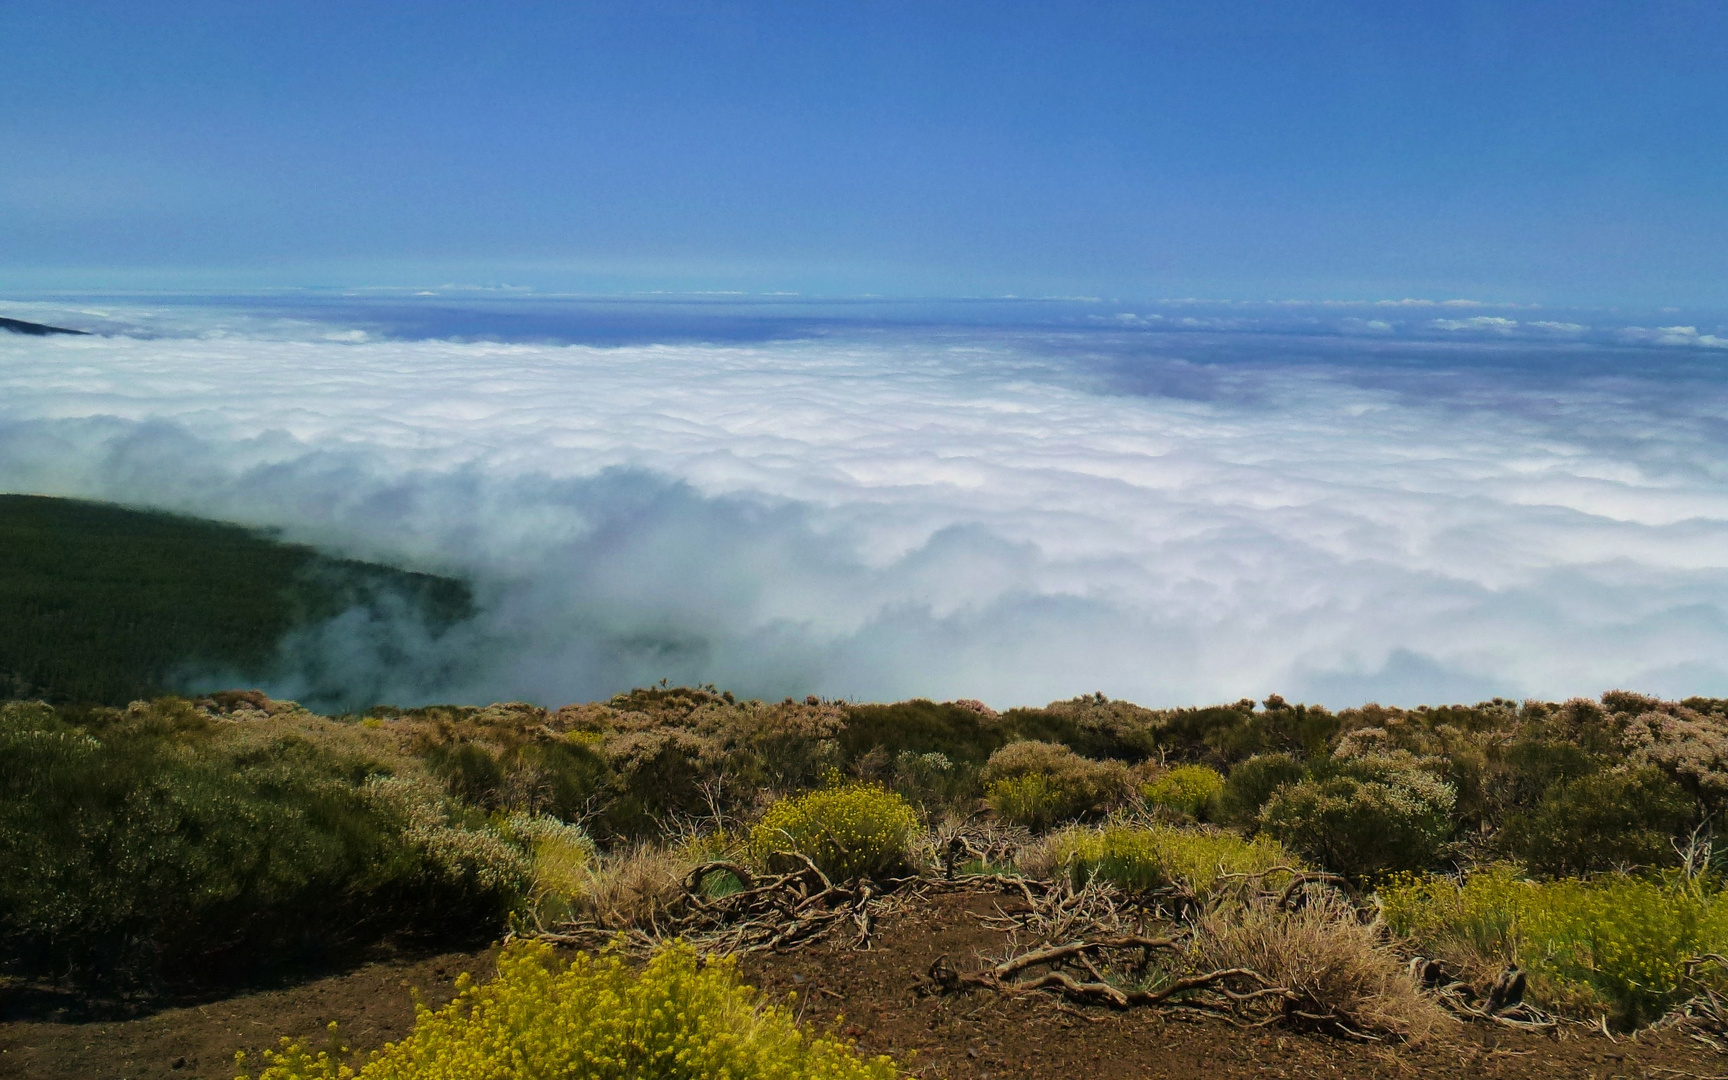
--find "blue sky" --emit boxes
[2,1,1725,305]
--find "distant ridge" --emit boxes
[0,315,87,336]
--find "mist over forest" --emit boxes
[5,295,1728,713]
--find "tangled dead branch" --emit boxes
[528,851,914,956]
[1408,957,1557,1032]
[935,823,1032,879]
[920,942,1284,1011]
[919,867,1444,1036]
[527,852,1442,1043]
[1654,953,1728,1050]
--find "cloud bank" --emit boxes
[5,302,1728,710]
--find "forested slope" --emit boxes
[0,494,471,705]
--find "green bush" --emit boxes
[888,749,972,810]
[981,740,1130,829]
[1150,695,1340,765]
[425,738,609,822]
[839,698,1008,765]
[748,782,919,881]
[1381,865,1728,1029]
[1500,766,1695,876]
[1141,764,1225,819]
[242,939,900,1080]
[1259,755,1455,879]
[425,742,505,806]
[1045,824,1296,896]
[995,693,1162,761]
[0,701,518,986]
[1215,752,1305,827]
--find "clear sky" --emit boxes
[2,1,1724,305]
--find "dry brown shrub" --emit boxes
[1624,708,1728,799]
[572,843,695,930]
[1193,893,1449,1043]
[1012,828,1066,880]
[554,691,846,787]
[947,698,999,720]
[191,695,431,778]
[1331,725,1394,759]
[1019,692,1163,741]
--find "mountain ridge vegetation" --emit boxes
[0,493,472,706]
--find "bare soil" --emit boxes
[4,892,1724,1080]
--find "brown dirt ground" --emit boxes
[4,892,1726,1080]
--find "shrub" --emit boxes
[1624,707,1728,804]
[1195,891,1444,1042]
[995,693,1162,761]
[889,749,972,810]
[1037,824,1296,897]
[1500,766,1695,876]
[1259,755,1455,879]
[1149,696,1339,765]
[1380,866,1728,1029]
[1142,764,1225,819]
[361,776,529,897]
[840,698,1008,765]
[424,742,504,807]
[503,815,596,928]
[1215,752,1306,828]
[568,843,698,930]
[981,740,1130,829]
[0,702,519,986]
[240,939,900,1080]
[507,740,610,820]
[984,773,1073,832]
[749,783,919,881]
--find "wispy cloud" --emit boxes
[4,305,1728,709]
[1618,325,1728,349]
[1430,316,1518,332]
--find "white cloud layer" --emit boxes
[5,309,1728,710]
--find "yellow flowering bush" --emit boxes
[748,783,919,881]
[984,773,1069,831]
[1141,765,1226,819]
[238,939,901,1080]
[1047,824,1297,896]
[1380,865,1728,1028]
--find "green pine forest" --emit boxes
[0,494,472,705]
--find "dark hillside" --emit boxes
[0,316,86,336]
[0,494,471,705]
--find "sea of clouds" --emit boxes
[3,296,1728,710]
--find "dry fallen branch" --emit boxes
[532,859,1436,1043]
[918,940,1393,1041]
[1409,957,1557,1032]
[1651,954,1728,1050]
[918,869,1437,1042]
[529,851,914,957]
[918,940,1316,1027]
